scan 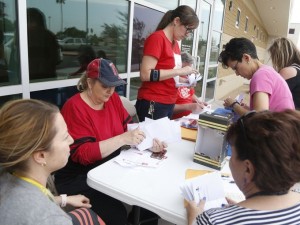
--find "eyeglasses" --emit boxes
[237,110,256,140]
[232,61,239,71]
[184,25,194,34]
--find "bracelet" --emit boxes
[60,194,67,207]
[230,101,240,109]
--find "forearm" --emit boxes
[99,134,126,158]
[173,103,193,114]
[231,102,249,116]
[140,67,189,81]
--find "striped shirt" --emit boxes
[196,203,300,225]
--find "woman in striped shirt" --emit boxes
[186,110,300,225]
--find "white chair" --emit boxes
[120,96,139,122]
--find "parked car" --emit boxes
[58,37,88,51]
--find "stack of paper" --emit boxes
[127,117,181,151]
[180,171,245,210]
[114,148,166,168]
[180,172,227,210]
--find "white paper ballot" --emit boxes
[127,117,181,151]
[180,172,228,211]
[235,93,244,103]
[175,73,202,87]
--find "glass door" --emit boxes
[192,0,225,102]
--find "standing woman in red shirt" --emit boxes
[136,5,199,121]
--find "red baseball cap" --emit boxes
[86,58,126,87]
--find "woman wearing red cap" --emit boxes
[55,58,166,225]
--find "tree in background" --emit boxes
[56,0,65,32]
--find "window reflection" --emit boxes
[0,1,20,86]
[0,94,21,107]
[205,80,215,102]
[209,31,221,64]
[195,1,211,100]
[129,77,140,100]
[181,0,196,54]
[131,4,163,72]
[27,0,129,81]
[27,7,61,81]
[145,1,178,10]
[212,0,225,31]
[30,86,78,109]
[207,67,217,79]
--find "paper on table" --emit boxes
[127,117,181,151]
[180,172,228,211]
[114,147,166,168]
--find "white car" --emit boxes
[58,37,88,51]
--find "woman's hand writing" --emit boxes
[223,97,236,108]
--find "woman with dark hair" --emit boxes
[136,5,199,121]
[220,38,294,116]
[186,109,300,224]
[268,37,300,109]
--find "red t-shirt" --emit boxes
[172,87,195,120]
[137,30,181,104]
[61,92,131,165]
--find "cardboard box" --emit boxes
[194,112,232,170]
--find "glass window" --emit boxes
[197,2,211,76]
[212,0,225,31]
[181,0,196,54]
[0,94,21,107]
[209,31,221,65]
[0,1,20,86]
[27,0,129,83]
[131,4,163,72]
[205,80,215,102]
[129,77,140,100]
[235,8,240,27]
[207,67,217,79]
[145,1,178,10]
[30,86,78,109]
[245,17,248,32]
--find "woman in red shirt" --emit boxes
[136,5,199,121]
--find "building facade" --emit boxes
[0,0,293,108]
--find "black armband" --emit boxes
[150,69,160,82]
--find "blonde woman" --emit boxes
[0,99,105,225]
[268,37,300,109]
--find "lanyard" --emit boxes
[12,173,55,201]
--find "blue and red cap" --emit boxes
[86,58,126,87]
